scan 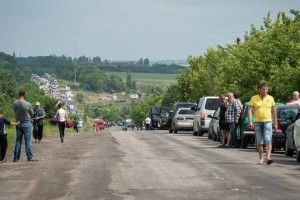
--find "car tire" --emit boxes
[198,129,204,136]
[241,135,248,148]
[174,129,178,134]
[296,151,300,162]
[213,129,217,141]
[193,124,198,136]
[169,129,173,133]
[208,127,212,139]
[285,140,294,156]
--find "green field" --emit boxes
[107,72,177,83]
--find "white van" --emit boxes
[192,96,220,136]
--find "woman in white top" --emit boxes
[56,102,68,143]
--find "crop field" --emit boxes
[107,72,177,84]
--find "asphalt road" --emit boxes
[1,127,300,200]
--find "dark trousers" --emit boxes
[229,122,239,147]
[74,125,78,132]
[58,121,66,139]
[0,134,7,160]
[33,124,43,141]
[145,124,150,130]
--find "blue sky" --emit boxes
[0,0,299,61]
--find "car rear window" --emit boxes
[179,110,195,115]
[177,103,197,109]
[205,99,220,110]
[277,107,299,119]
[151,107,160,114]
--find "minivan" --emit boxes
[192,96,220,136]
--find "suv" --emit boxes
[192,96,220,136]
[169,102,197,133]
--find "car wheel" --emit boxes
[285,140,294,156]
[296,151,300,162]
[213,129,217,141]
[241,135,248,148]
[193,124,198,136]
[169,129,173,133]
[208,127,212,139]
[174,129,178,134]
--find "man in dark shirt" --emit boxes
[33,102,46,143]
[218,95,230,148]
[13,89,37,162]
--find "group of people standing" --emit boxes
[217,83,297,165]
[218,92,242,149]
[0,89,73,163]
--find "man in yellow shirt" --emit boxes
[248,82,278,165]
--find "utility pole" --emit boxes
[74,47,77,84]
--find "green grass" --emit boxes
[107,72,177,83]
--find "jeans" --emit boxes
[254,121,272,145]
[229,122,239,147]
[14,121,34,161]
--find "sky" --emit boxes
[0,0,299,61]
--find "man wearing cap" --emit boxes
[33,101,46,143]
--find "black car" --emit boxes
[148,106,172,129]
[275,105,300,152]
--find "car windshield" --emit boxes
[178,110,195,115]
[177,103,196,109]
[205,99,220,110]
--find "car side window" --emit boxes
[197,98,204,110]
[205,99,220,110]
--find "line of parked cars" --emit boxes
[148,98,300,162]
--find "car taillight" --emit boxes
[200,113,205,120]
[177,116,184,120]
[247,125,254,131]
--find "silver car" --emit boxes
[173,108,195,133]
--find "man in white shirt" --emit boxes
[144,117,151,130]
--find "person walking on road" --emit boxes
[226,92,241,148]
[145,117,151,130]
[248,82,278,165]
[13,89,37,162]
[0,109,19,161]
[33,102,46,143]
[56,102,68,143]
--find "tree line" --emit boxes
[165,10,300,104]
[130,10,300,124]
